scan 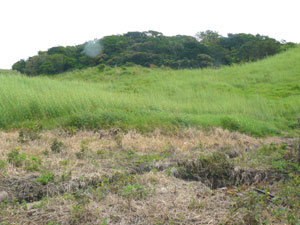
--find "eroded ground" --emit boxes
[0,128,299,224]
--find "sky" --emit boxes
[0,0,299,69]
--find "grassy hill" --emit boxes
[1,47,300,136]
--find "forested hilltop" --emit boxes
[12,30,296,75]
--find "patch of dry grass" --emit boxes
[0,128,298,224]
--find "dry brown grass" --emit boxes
[1,172,234,225]
[0,128,296,224]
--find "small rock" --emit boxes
[0,191,9,203]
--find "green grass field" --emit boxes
[1,47,300,136]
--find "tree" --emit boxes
[197,54,214,67]
[12,30,295,76]
[12,59,26,73]
[196,30,221,43]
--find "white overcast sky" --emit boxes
[0,0,299,69]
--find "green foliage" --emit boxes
[36,171,55,185]
[12,59,26,73]
[7,148,26,167]
[7,148,41,171]
[121,184,150,209]
[46,222,60,225]
[257,143,300,173]
[31,197,49,209]
[230,175,300,224]
[121,184,148,200]
[273,174,300,224]
[97,64,105,72]
[12,30,292,76]
[25,156,42,171]
[221,117,241,132]
[0,160,7,169]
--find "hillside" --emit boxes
[1,47,300,225]
[1,46,300,136]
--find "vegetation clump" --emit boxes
[7,148,26,168]
[36,171,55,185]
[228,174,300,225]
[50,139,65,153]
[177,152,234,188]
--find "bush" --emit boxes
[97,64,105,72]
[221,117,241,132]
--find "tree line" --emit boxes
[12,30,296,75]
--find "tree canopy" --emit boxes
[12,30,296,76]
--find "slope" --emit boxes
[1,47,300,136]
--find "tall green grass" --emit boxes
[1,47,300,136]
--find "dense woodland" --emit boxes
[12,30,296,75]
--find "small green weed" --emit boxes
[121,184,148,200]
[47,222,60,225]
[121,184,149,209]
[37,171,55,185]
[25,156,42,171]
[7,148,26,167]
[0,160,7,169]
[31,197,49,209]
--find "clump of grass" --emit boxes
[18,125,41,143]
[188,198,205,210]
[75,143,89,159]
[177,152,234,188]
[50,138,65,153]
[221,117,241,132]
